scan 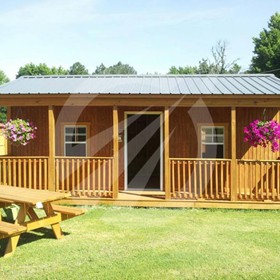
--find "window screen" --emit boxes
[64,126,87,156]
[201,126,224,158]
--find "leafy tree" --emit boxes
[249,12,280,78]
[51,66,68,75]
[0,70,9,84]
[94,63,106,74]
[168,41,241,74]
[169,65,197,74]
[17,63,68,78]
[93,61,137,74]
[0,70,9,122]
[69,62,89,75]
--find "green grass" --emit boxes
[0,207,280,280]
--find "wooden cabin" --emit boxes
[1,74,280,209]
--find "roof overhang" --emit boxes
[1,94,280,107]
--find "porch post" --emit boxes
[6,106,11,155]
[112,106,119,199]
[48,105,56,191]
[164,107,171,200]
[230,106,237,201]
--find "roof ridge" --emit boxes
[20,74,275,79]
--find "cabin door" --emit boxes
[125,113,162,190]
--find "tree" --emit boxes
[94,63,106,74]
[17,63,68,78]
[168,65,197,74]
[68,62,89,75]
[168,40,241,74]
[0,70,9,84]
[249,12,280,78]
[0,70,9,122]
[93,61,137,75]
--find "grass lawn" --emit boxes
[0,206,280,280]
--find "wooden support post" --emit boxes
[48,106,56,191]
[6,107,11,155]
[231,107,237,201]
[164,107,171,200]
[113,106,119,199]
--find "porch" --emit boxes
[1,156,280,208]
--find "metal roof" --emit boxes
[0,74,280,95]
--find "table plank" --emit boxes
[0,185,70,205]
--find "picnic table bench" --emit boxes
[0,221,26,239]
[52,205,86,221]
[0,185,85,257]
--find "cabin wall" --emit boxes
[54,106,113,157]
[169,107,231,158]
[12,106,280,160]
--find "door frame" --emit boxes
[124,111,163,191]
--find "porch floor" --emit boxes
[58,191,280,210]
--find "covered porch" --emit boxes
[1,101,280,207]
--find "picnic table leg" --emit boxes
[43,203,63,239]
[4,204,27,257]
[27,207,39,220]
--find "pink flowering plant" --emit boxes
[244,120,280,152]
[2,118,37,146]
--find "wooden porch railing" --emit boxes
[55,157,114,197]
[237,160,280,201]
[170,158,231,200]
[0,156,49,189]
[1,156,280,202]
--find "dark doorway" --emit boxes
[126,113,161,190]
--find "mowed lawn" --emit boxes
[0,207,280,280]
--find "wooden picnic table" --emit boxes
[0,185,71,257]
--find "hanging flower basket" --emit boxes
[244,120,280,152]
[2,118,37,146]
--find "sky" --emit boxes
[0,0,279,80]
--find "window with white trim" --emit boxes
[64,126,87,156]
[201,126,224,158]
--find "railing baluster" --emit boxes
[177,161,181,198]
[183,161,187,199]
[38,159,42,190]
[103,160,106,196]
[265,162,269,200]
[108,159,112,196]
[272,162,275,200]
[171,160,175,198]
[204,161,208,199]
[194,161,197,199]
[82,159,85,196]
[98,159,102,196]
[277,162,280,200]
[187,161,191,199]
[221,161,224,199]
[13,159,17,186]
[8,159,12,185]
[66,159,70,193]
[92,159,96,196]
[199,161,202,198]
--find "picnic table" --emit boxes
[0,185,84,257]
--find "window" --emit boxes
[64,126,87,156]
[201,126,224,158]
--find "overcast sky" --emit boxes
[0,0,279,79]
